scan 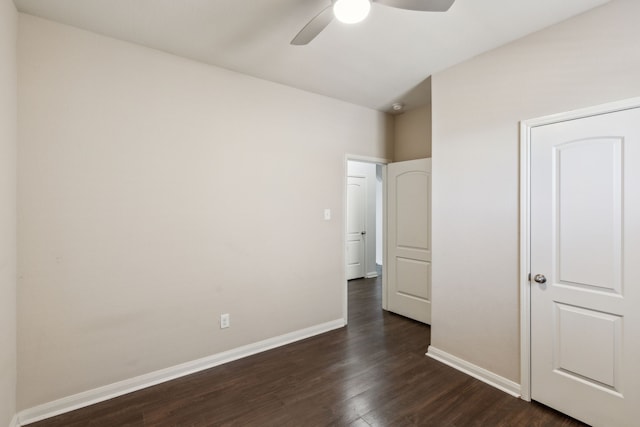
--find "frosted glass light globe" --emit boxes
[333,0,371,24]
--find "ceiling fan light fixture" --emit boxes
[333,0,371,24]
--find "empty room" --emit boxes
[2,0,640,426]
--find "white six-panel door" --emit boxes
[530,107,640,426]
[387,158,431,324]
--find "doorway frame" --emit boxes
[344,155,390,325]
[518,97,640,402]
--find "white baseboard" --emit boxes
[426,345,521,398]
[9,414,19,427]
[18,319,345,426]
[365,272,378,278]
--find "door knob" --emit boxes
[361,231,366,235]
[533,274,547,284]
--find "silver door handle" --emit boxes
[533,274,547,284]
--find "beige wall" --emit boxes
[431,0,640,383]
[0,0,17,425]
[393,104,431,161]
[17,14,391,409]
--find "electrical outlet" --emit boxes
[220,313,230,329]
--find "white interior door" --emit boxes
[386,158,431,324]
[530,107,640,426]
[346,176,366,280]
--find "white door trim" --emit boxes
[519,97,640,402]
[344,155,390,324]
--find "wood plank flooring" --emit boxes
[29,276,586,426]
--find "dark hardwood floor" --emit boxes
[30,275,586,426]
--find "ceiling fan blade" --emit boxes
[374,0,455,12]
[291,5,334,45]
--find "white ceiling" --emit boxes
[14,0,610,112]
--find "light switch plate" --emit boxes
[220,313,230,329]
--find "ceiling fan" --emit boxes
[291,0,455,45]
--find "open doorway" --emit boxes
[346,160,382,280]
[344,156,432,325]
[344,157,388,323]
